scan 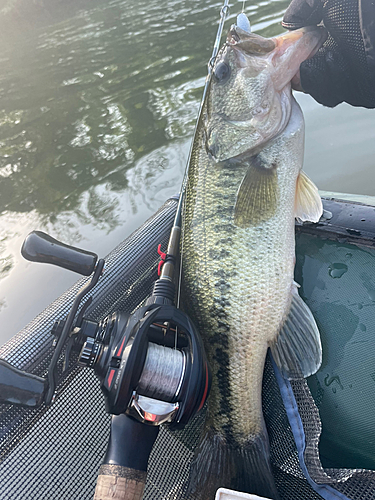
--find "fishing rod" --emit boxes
[86,5,231,494]
[0,3,231,500]
[0,230,210,500]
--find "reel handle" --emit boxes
[21,231,98,276]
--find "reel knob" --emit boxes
[79,337,100,368]
[21,231,98,276]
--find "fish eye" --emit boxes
[213,62,230,84]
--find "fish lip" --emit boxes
[227,24,276,54]
[272,25,328,61]
[228,24,240,43]
[228,24,327,57]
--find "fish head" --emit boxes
[205,25,327,162]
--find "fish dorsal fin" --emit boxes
[295,170,323,222]
[234,155,278,228]
[270,283,322,380]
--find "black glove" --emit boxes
[282,0,375,108]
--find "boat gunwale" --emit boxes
[297,197,375,249]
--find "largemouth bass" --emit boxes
[182,22,327,500]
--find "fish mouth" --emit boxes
[227,25,277,54]
[228,24,327,58]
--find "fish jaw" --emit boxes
[270,26,328,92]
[205,25,327,162]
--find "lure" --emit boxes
[237,12,251,32]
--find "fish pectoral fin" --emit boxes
[295,170,323,223]
[270,283,322,380]
[234,157,278,228]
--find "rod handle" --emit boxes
[94,465,146,500]
[21,231,98,276]
[94,414,159,500]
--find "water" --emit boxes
[1,0,375,345]
[328,263,348,279]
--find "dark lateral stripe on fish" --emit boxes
[213,344,236,441]
[206,267,236,442]
[213,267,236,277]
[234,154,279,228]
[213,296,231,308]
[218,237,233,245]
[214,280,231,293]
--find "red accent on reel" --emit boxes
[198,362,209,411]
[107,369,115,389]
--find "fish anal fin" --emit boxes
[295,170,323,223]
[270,283,322,380]
[234,156,278,228]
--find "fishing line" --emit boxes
[175,0,230,319]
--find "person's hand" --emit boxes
[282,0,375,108]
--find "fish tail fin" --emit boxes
[186,426,279,500]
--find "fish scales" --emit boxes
[182,21,326,500]
[183,104,302,443]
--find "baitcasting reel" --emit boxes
[0,230,210,431]
[52,294,209,429]
[74,304,209,428]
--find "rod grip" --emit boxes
[94,414,159,500]
[94,465,146,500]
[21,231,98,276]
